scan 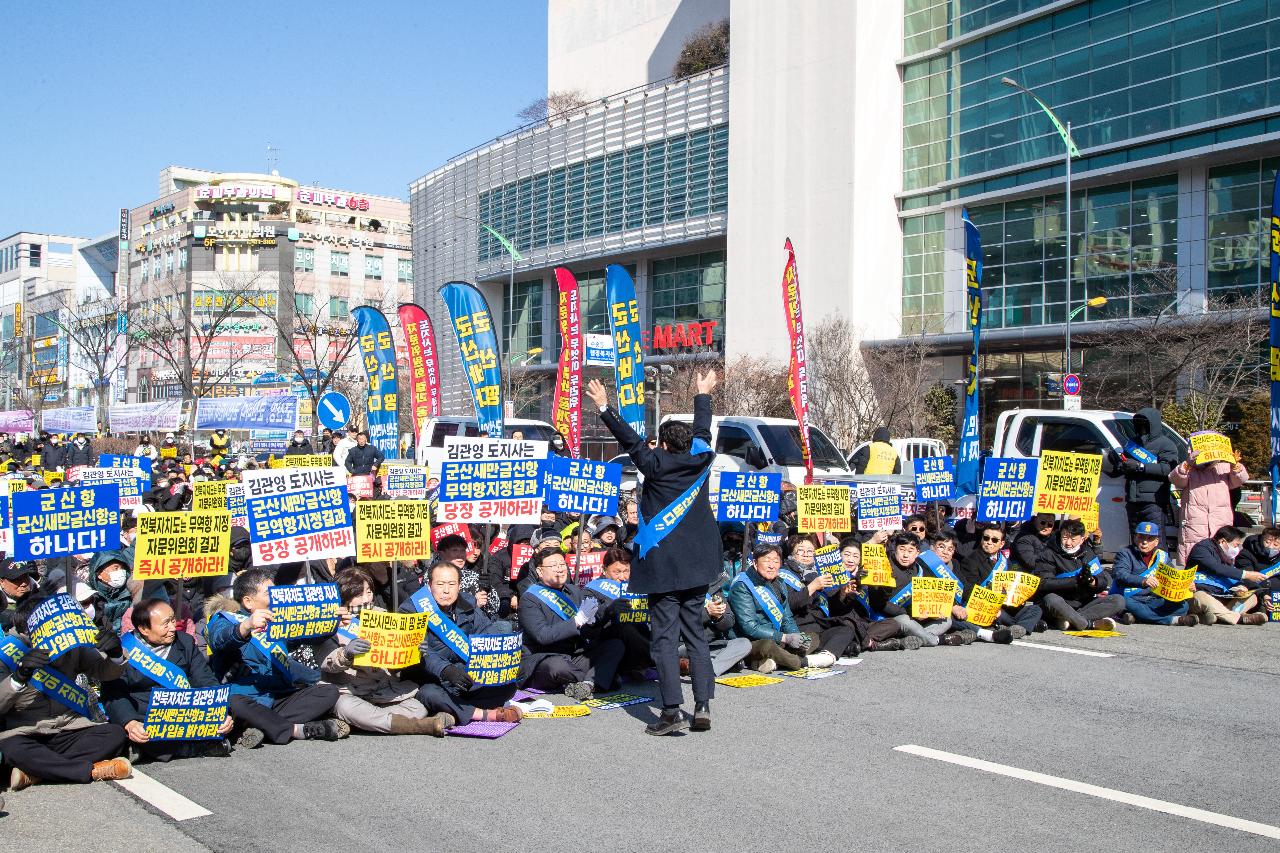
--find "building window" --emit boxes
[902,56,950,192]
[151,255,162,279]
[364,255,383,280]
[1206,156,1280,298]
[965,173,1179,330]
[295,247,315,272]
[329,296,349,319]
[140,260,149,282]
[904,0,949,55]
[650,252,725,351]
[164,252,174,275]
[179,248,187,270]
[901,213,945,335]
[27,243,41,268]
[503,279,544,361]
[295,293,315,316]
[477,123,729,262]
[331,251,349,277]
[397,258,413,282]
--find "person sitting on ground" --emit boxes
[902,515,929,543]
[1112,521,1196,627]
[0,595,132,791]
[1012,512,1057,572]
[869,532,958,647]
[413,562,522,726]
[957,524,1040,637]
[928,528,1002,644]
[1187,525,1268,626]
[584,547,653,676]
[728,544,831,672]
[1234,526,1280,580]
[681,577,752,675]
[773,536,846,665]
[518,549,624,701]
[1033,518,1125,632]
[827,537,921,652]
[206,569,348,748]
[101,599,235,761]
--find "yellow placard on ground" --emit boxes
[860,543,895,586]
[1062,629,1124,638]
[965,585,1004,627]
[354,609,430,669]
[523,704,592,718]
[991,570,1040,607]
[134,512,232,580]
[714,673,784,688]
[270,453,334,469]
[797,485,852,534]
[192,480,228,512]
[1034,450,1103,519]
[1189,431,1233,464]
[910,577,957,620]
[1153,562,1195,602]
[354,501,432,564]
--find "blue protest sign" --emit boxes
[856,483,903,531]
[243,469,355,567]
[27,594,98,657]
[144,686,232,741]
[267,584,341,641]
[466,632,523,687]
[98,453,153,475]
[976,457,1039,523]
[12,484,121,561]
[317,391,352,431]
[914,456,956,503]
[546,457,622,516]
[196,394,300,432]
[716,472,782,523]
[75,465,149,509]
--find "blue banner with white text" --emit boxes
[976,457,1038,523]
[546,457,622,516]
[605,265,646,438]
[352,306,401,461]
[440,281,504,438]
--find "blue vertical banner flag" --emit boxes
[352,306,400,461]
[440,282,504,438]
[1269,169,1280,524]
[605,265,646,438]
[956,210,984,496]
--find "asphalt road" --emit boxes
[6,624,1280,853]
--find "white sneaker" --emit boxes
[805,650,836,669]
[754,658,777,673]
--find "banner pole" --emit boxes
[390,559,399,612]
[482,526,492,603]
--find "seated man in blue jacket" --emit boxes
[1112,522,1197,627]
[413,561,522,725]
[206,569,347,747]
[728,543,831,671]
[102,598,237,761]
[1188,526,1269,626]
[518,549,624,701]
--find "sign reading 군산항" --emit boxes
[546,457,622,516]
[913,456,955,503]
[976,458,1038,523]
[716,472,782,523]
[11,484,121,561]
[910,577,958,620]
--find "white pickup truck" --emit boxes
[991,408,1189,553]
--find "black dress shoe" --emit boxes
[690,702,710,732]
[645,709,686,736]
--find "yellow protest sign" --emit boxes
[797,485,851,533]
[354,609,430,669]
[860,543,895,586]
[1034,450,1102,519]
[8,478,26,494]
[1153,562,1194,602]
[192,480,228,512]
[1189,431,1233,464]
[1077,500,1100,534]
[714,673,784,688]
[910,577,957,620]
[991,570,1040,607]
[965,585,1004,627]
[270,453,334,469]
[134,512,232,580]
[523,704,592,718]
[160,446,177,458]
[355,501,432,563]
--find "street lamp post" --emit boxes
[1002,77,1081,372]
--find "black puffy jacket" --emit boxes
[1110,407,1179,506]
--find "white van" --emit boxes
[992,408,1189,553]
[659,414,859,488]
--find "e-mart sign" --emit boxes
[643,319,719,351]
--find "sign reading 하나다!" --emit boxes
[976,458,1038,523]
[717,472,782,523]
[797,485,851,533]
[354,610,430,669]
[546,457,622,516]
[910,577,958,620]
[134,512,232,580]
[860,543,894,586]
[11,484,121,561]
[913,456,956,503]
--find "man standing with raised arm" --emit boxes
[585,371,719,735]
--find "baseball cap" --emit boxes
[1134,521,1161,537]
[0,559,37,582]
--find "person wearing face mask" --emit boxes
[41,434,68,472]
[320,569,449,736]
[284,430,314,456]
[88,550,137,634]
[1033,518,1125,632]
[548,430,569,457]
[133,434,159,462]
[1237,526,1280,580]
[65,433,94,468]
[100,599,235,761]
[1187,525,1269,625]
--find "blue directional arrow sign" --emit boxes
[317,391,353,431]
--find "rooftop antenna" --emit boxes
[266,142,280,175]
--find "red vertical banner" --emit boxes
[396,303,442,444]
[782,238,813,484]
[552,268,583,457]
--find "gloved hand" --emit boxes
[344,637,372,658]
[441,663,474,691]
[1121,456,1143,473]
[1078,570,1097,589]
[573,596,600,628]
[95,625,123,659]
[780,632,805,650]
[14,646,51,683]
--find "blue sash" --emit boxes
[731,573,786,630]
[528,585,578,622]
[776,568,806,592]
[585,578,624,600]
[850,587,884,622]
[979,553,1010,587]
[410,589,472,663]
[1056,556,1103,579]
[0,635,93,718]
[1192,569,1235,595]
[336,617,360,644]
[122,633,192,690]
[919,551,965,602]
[889,582,913,608]
[1261,559,1280,580]
[634,437,713,558]
[1124,441,1158,465]
[211,611,292,681]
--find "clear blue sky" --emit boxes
[0,1,548,238]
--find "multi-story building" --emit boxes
[125,167,413,402]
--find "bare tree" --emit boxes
[516,89,589,124]
[51,292,130,417]
[674,19,729,78]
[719,355,792,419]
[859,333,947,440]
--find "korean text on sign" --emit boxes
[466,632,523,687]
[135,511,232,580]
[355,501,432,563]
[1033,450,1102,518]
[913,456,955,503]
[717,472,782,523]
[546,457,622,516]
[976,458,1038,523]
[856,483,903,532]
[29,594,98,656]
[267,584,341,641]
[11,484,120,561]
[797,485,851,533]
[144,687,231,741]
[245,484,354,566]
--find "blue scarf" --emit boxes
[410,588,471,663]
[122,633,192,690]
[1124,441,1158,465]
[1056,555,1103,579]
[0,635,93,718]
[528,585,578,622]
[634,437,713,558]
[919,551,964,602]
[979,552,1010,587]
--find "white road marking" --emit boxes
[1011,639,1113,658]
[114,769,212,821]
[895,744,1280,840]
